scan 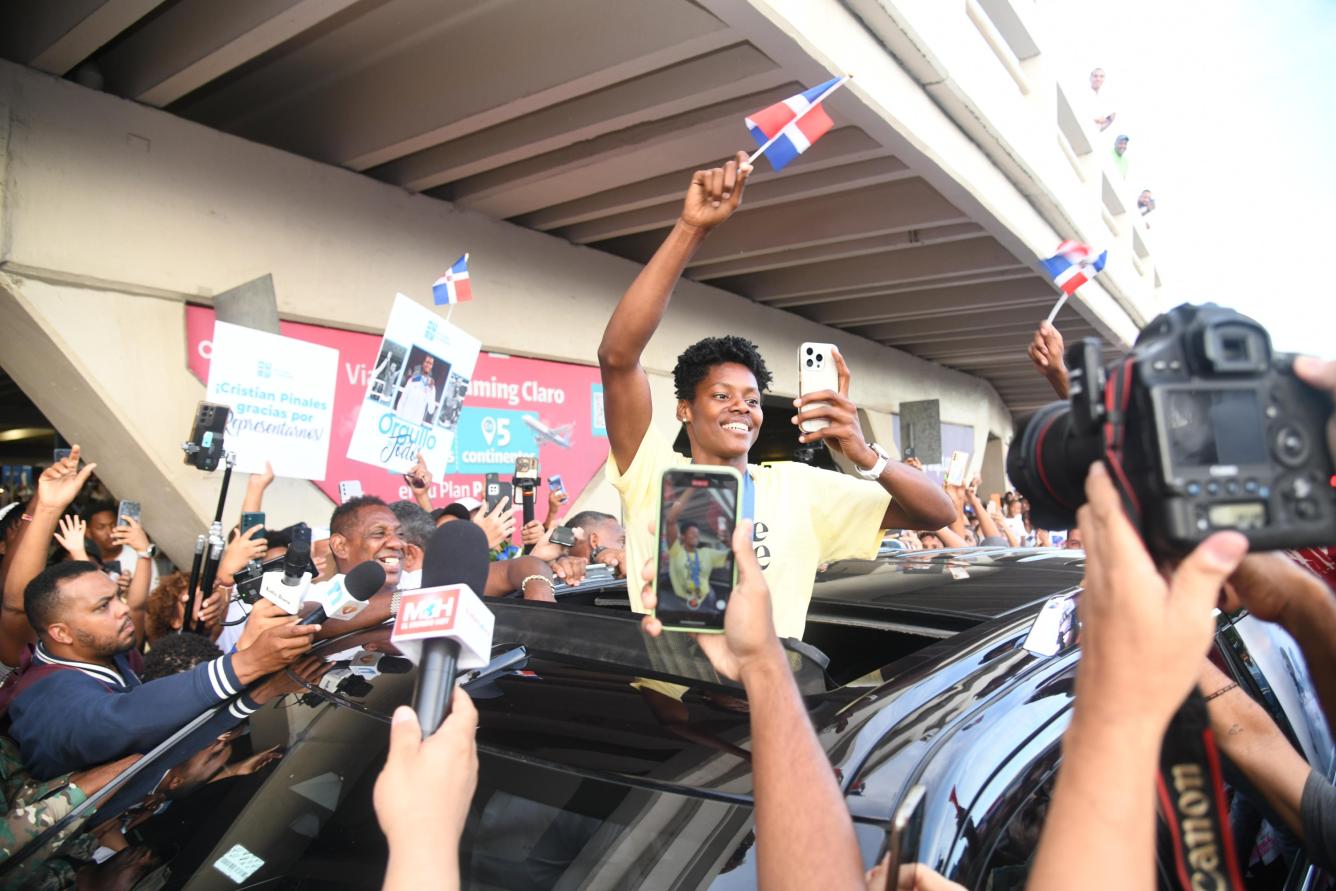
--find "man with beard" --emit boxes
[4,562,316,780]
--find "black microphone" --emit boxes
[412,520,490,736]
[282,523,312,588]
[297,559,385,626]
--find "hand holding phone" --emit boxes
[652,467,741,632]
[116,500,142,527]
[798,342,840,434]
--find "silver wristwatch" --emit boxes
[855,443,891,480]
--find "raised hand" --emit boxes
[680,151,753,232]
[791,347,871,462]
[404,451,433,493]
[475,497,515,551]
[218,524,267,582]
[375,692,478,886]
[36,445,97,513]
[519,520,545,548]
[110,516,150,554]
[54,514,90,561]
[1028,322,1069,398]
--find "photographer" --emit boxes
[1028,463,1250,891]
[598,152,955,640]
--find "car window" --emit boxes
[977,769,1055,891]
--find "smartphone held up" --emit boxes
[652,467,741,633]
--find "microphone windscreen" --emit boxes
[344,560,387,601]
[421,520,490,597]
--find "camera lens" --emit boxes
[816,354,823,362]
[1007,402,1105,531]
[806,358,813,367]
[806,347,814,355]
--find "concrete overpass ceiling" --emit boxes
[0,0,1089,415]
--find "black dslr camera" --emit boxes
[1009,303,1335,555]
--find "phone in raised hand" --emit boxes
[945,450,970,487]
[116,500,141,527]
[652,466,741,633]
[798,342,839,433]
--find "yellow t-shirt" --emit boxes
[608,425,892,639]
[666,539,731,601]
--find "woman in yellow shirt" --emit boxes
[597,151,956,640]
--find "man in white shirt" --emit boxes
[395,355,440,425]
[1089,67,1116,132]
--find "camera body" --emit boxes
[1010,303,1335,555]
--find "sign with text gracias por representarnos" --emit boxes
[205,320,338,480]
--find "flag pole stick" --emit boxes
[747,75,852,167]
[445,305,454,325]
[1044,294,1069,325]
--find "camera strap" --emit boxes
[1156,688,1246,891]
[1102,356,1144,524]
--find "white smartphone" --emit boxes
[798,342,839,434]
[945,450,970,487]
[338,480,364,503]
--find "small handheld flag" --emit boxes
[1041,240,1107,322]
[432,254,472,305]
[745,76,849,172]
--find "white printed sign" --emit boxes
[206,321,338,480]
[346,294,481,476]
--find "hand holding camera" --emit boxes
[1010,304,1336,555]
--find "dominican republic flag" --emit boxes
[1042,240,1108,296]
[744,76,847,171]
[432,253,472,305]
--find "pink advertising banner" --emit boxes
[185,306,609,510]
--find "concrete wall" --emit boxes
[0,60,1012,562]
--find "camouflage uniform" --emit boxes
[0,736,99,891]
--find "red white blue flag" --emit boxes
[745,76,847,171]
[1042,240,1107,296]
[432,253,472,305]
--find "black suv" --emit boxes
[7,549,1331,889]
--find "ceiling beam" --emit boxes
[0,0,166,75]
[371,43,788,192]
[710,237,1022,302]
[798,276,1054,326]
[97,0,362,107]
[560,146,903,245]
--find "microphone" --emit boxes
[283,523,312,586]
[398,520,493,736]
[298,560,385,626]
[260,523,314,614]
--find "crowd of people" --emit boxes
[0,151,1330,891]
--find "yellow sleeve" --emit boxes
[792,464,891,563]
[605,424,681,613]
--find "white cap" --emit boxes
[453,497,482,513]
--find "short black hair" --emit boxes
[440,503,473,522]
[24,560,102,633]
[0,504,23,540]
[672,336,772,402]
[141,632,223,681]
[83,500,118,523]
[330,495,388,540]
[389,501,434,549]
[679,520,700,534]
[565,511,617,534]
